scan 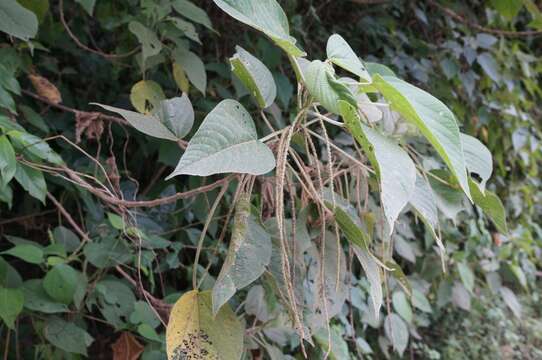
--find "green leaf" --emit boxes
[230,45,277,108]
[457,261,475,293]
[22,279,68,313]
[93,103,178,141]
[172,47,207,95]
[0,63,21,94]
[52,226,80,253]
[44,317,94,356]
[14,162,46,203]
[172,0,214,31]
[8,130,64,165]
[75,0,95,16]
[0,0,38,40]
[0,135,16,186]
[0,182,13,207]
[461,134,492,192]
[212,0,305,56]
[491,0,523,20]
[43,263,78,305]
[155,95,195,139]
[340,101,416,234]
[83,237,132,268]
[0,286,24,329]
[373,75,471,200]
[387,260,411,297]
[392,291,412,324]
[304,60,356,115]
[130,301,161,328]
[166,290,244,360]
[353,245,382,318]
[167,99,276,177]
[499,286,522,319]
[129,21,163,63]
[326,34,371,81]
[409,174,445,259]
[129,80,166,114]
[469,179,508,234]
[322,189,371,250]
[2,243,44,264]
[168,17,201,44]
[0,86,16,114]
[212,193,271,315]
[314,325,351,360]
[17,0,49,23]
[365,62,396,77]
[412,289,432,313]
[428,170,466,221]
[384,313,409,356]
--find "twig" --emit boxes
[47,192,91,242]
[58,0,139,59]
[62,165,234,208]
[22,90,127,126]
[428,0,542,37]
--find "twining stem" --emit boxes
[192,183,229,290]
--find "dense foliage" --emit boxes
[0,0,540,359]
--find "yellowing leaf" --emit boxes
[166,290,244,360]
[129,80,165,114]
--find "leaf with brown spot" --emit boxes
[29,74,62,104]
[112,332,144,360]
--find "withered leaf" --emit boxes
[112,332,144,360]
[29,74,62,104]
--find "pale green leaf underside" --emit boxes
[384,313,409,356]
[305,60,355,115]
[353,245,382,319]
[0,0,38,40]
[373,75,471,201]
[92,103,178,141]
[230,45,277,108]
[155,94,194,139]
[212,194,272,315]
[167,99,276,178]
[212,0,305,56]
[326,34,371,81]
[461,133,492,192]
[339,101,416,234]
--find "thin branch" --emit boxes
[58,0,139,59]
[428,0,542,37]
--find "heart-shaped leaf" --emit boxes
[167,99,276,177]
[373,75,471,201]
[212,0,305,56]
[327,34,371,81]
[155,94,194,139]
[166,290,244,360]
[230,45,276,108]
[212,193,271,315]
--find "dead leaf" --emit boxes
[112,332,144,360]
[75,111,104,143]
[29,74,62,104]
[106,155,121,194]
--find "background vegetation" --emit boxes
[0,0,540,359]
